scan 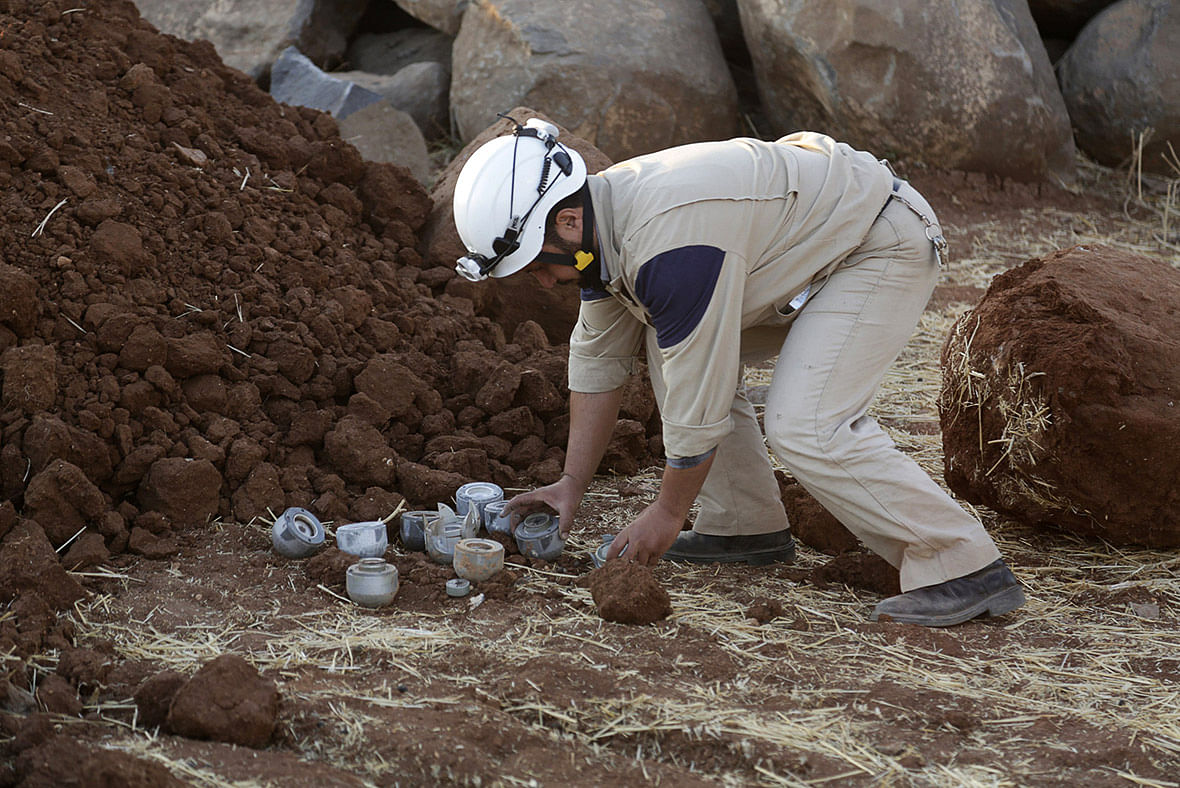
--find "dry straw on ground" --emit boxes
[57,156,1180,786]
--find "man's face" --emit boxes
[524,228,584,288]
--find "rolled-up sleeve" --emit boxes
[635,246,746,459]
[567,294,646,393]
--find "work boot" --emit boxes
[871,559,1025,627]
[663,529,795,566]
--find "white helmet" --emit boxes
[453,117,588,281]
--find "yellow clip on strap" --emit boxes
[574,250,594,271]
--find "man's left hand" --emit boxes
[607,503,683,566]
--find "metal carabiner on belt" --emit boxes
[888,177,950,267]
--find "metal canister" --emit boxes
[399,510,433,552]
[271,507,326,558]
[336,520,388,558]
[426,520,464,565]
[346,557,398,608]
[483,500,513,535]
[455,482,504,527]
[452,538,505,582]
[514,513,564,562]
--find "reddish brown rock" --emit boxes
[138,458,222,526]
[23,460,106,547]
[1,344,56,412]
[134,670,187,730]
[166,654,279,748]
[776,470,859,555]
[940,245,1180,546]
[0,519,86,610]
[61,532,111,570]
[587,561,672,625]
[34,674,81,717]
[0,263,39,339]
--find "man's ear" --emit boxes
[554,206,582,233]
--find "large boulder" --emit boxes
[737,0,1077,184]
[346,28,454,75]
[337,102,433,185]
[450,0,740,161]
[422,108,613,344]
[335,63,451,139]
[1057,0,1180,175]
[392,0,472,36]
[131,0,367,80]
[938,245,1180,547]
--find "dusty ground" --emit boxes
[12,162,1180,786]
[2,1,1179,786]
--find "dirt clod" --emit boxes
[166,654,279,748]
[587,561,672,624]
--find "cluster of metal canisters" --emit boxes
[269,481,566,609]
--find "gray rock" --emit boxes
[1057,0,1180,175]
[132,0,367,80]
[337,62,451,138]
[270,47,383,119]
[738,0,1076,184]
[347,28,454,74]
[392,0,472,36]
[450,0,739,161]
[338,102,433,186]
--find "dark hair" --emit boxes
[543,189,584,246]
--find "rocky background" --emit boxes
[132,0,1180,185]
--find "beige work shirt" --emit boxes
[568,132,894,460]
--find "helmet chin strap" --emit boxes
[534,185,603,287]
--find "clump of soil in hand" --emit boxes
[587,561,672,624]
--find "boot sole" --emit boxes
[663,548,795,567]
[871,584,1027,627]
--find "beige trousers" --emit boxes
[646,183,1000,591]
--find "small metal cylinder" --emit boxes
[336,520,389,558]
[455,482,504,527]
[399,510,433,552]
[346,558,398,608]
[514,512,564,562]
[452,538,505,582]
[271,507,326,559]
[446,578,471,597]
[426,520,464,565]
[483,500,513,535]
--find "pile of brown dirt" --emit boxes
[0,0,660,733]
[0,0,657,557]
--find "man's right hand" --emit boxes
[502,472,584,536]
